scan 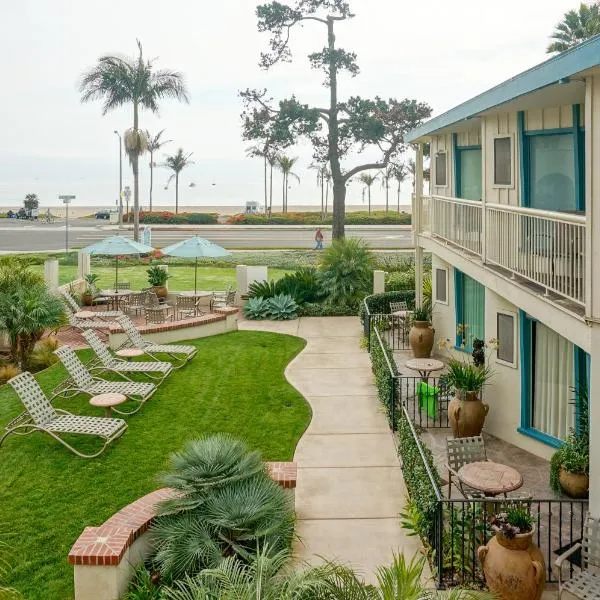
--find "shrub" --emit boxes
[248,280,279,300]
[319,238,374,307]
[151,435,294,582]
[29,338,60,371]
[248,269,325,305]
[123,565,163,600]
[358,290,416,324]
[147,266,169,287]
[266,294,298,320]
[0,365,21,385]
[124,212,218,225]
[226,210,412,226]
[385,270,415,292]
[244,297,271,320]
[297,302,356,317]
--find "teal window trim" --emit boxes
[572,104,585,211]
[454,134,482,199]
[518,111,529,206]
[454,269,464,348]
[523,127,573,136]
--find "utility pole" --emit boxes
[59,195,75,252]
[114,130,123,227]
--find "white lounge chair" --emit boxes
[83,330,173,382]
[116,315,197,368]
[1,372,127,458]
[59,288,122,319]
[54,345,156,414]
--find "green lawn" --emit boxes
[0,331,310,599]
[30,265,292,289]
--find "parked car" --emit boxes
[95,209,111,220]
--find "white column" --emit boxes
[236,265,248,296]
[78,251,90,279]
[44,259,59,290]
[480,119,487,263]
[414,143,424,307]
[585,75,600,514]
[373,270,385,294]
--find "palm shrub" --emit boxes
[244,297,271,320]
[248,280,280,300]
[150,435,294,582]
[319,238,374,307]
[248,269,325,305]
[266,295,298,320]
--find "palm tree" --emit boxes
[266,150,278,217]
[390,163,408,212]
[379,166,395,213]
[147,129,172,212]
[162,149,194,214]
[79,40,189,241]
[547,2,600,53]
[359,172,379,215]
[310,163,330,219]
[277,155,300,213]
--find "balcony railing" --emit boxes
[430,195,482,256]
[421,195,586,307]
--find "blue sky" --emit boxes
[0,0,575,209]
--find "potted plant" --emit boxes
[478,507,545,600]
[408,305,434,358]
[147,265,169,299]
[550,387,589,498]
[81,274,100,306]
[446,358,493,438]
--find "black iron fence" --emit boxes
[367,327,588,589]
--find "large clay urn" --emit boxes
[558,469,589,499]
[448,390,489,438]
[151,285,168,300]
[409,321,434,358]
[478,526,545,600]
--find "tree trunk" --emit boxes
[149,150,154,212]
[133,102,140,242]
[175,173,179,214]
[385,180,389,213]
[282,172,286,214]
[397,183,401,212]
[368,185,371,215]
[332,177,346,239]
[264,155,268,216]
[269,163,273,217]
[325,181,329,217]
[320,175,324,220]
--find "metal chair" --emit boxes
[59,288,122,319]
[1,372,127,458]
[389,300,409,318]
[124,292,147,317]
[555,513,600,599]
[145,306,174,325]
[445,435,488,499]
[115,281,131,290]
[213,287,236,308]
[176,295,205,320]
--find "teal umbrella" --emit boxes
[161,236,230,294]
[82,235,154,292]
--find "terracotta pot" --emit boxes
[152,285,168,299]
[81,292,93,307]
[408,321,434,358]
[558,469,589,498]
[478,526,545,600]
[448,390,489,438]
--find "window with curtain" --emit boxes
[531,322,575,441]
[456,271,485,350]
[494,137,512,185]
[529,134,576,212]
[457,148,482,200]
[435,153,447,186]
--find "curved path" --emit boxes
[239,316,425,583]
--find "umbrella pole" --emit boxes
[194,257,198,295]
[115,255,119,292]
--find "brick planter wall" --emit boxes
[68,462,297,600]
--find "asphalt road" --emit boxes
[0,218,414,252]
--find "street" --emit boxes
[0,218,414,251]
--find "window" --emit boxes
[456,147,482,200]
[435,153,447,187]
[455,270,485,350]
[494,137,512,186]
[496,312,516,366]
[435,268,448,304]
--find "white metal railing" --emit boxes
[429,195,482,256]
[486,203,586,306]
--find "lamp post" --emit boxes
[114,130,123,227]
[123,186,131,221]
[58,195,75,252]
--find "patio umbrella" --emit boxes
[82,235,154,292]
[161,236,230,294]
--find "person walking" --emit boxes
[314,228,324,250]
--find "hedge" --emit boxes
[123,212,218,225]
[297,302,357,317]
[227,210,411,226]
[369,329,398,424]
[358,290,416,325]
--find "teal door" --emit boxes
[457,148,482,201]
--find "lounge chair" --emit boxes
[115,315,197,368]
[59,288,122,319]
[82,330,173,382]
[53,345,156,414]
[1,372,127,458]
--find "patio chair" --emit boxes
[82,330,173,382]
[1,371,127,458]
[123,292,147,317]
[53,345,156,414]
[446,435,488,499]
[116,315,197,368]
[115,281,131,289]
[389,300,409,318]
[555,512,600,599]
[145,306,174,325]
[59,288,122,319]
[213,287,236,308]
[176,295,206,320]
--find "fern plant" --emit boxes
[244,297,271,320]
[248,279,280,299]
[266,295,298,320]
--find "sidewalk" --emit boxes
[238,316,425,583]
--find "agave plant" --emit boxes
[266,295,298,320]
[244,297,271,320]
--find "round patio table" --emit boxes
[458,461,523,497]
[100,290,131,311]
[74,311,96,320]
[405,358,444,380]
[115,348,145,361]
[89,392,127,417]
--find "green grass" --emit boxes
[0,331,310,599]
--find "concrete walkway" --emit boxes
[238,316,425,583]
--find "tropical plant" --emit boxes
[151,435,294,582]
[319,238,374,307]
[147,265,170,287]
[123,564,163,600]
[80,40,189,240]
[389,163,408,212]
[547,2,600,53]
[266,294,298,320]
[445,359,493,393]
[163,149,194,214]
[248,280,280,300]
[279,268,327,304]
[310,163,331,218]
[359,173,379,215]
[83,273,100,300]
[23,193,39,211]
[385,269,415,292]
[422,275,432,315]
[277,155,300,213]
[411,306,431,322]
[147,129,172,212]
[244,297,271,320]
[490,507,534,539]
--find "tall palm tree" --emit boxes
[162,148,194,214]
[147,129,172,212]
[547,2,600,53]
[310,163,330,219]
[390,163,408,212]
[277,155,300,213]
[359,172,379,215]
[379,166,395,213]
[79,40,189,240]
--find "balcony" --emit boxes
[421,195,586,308]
